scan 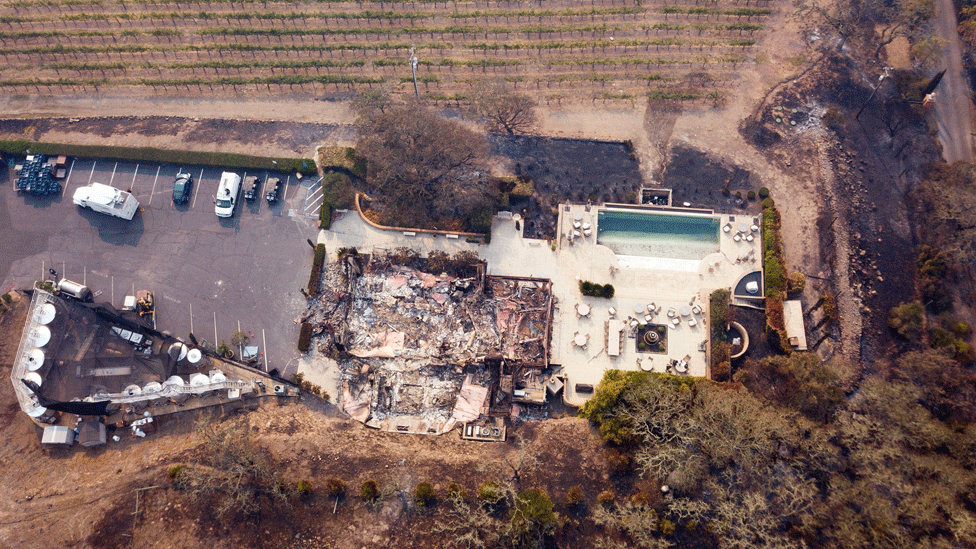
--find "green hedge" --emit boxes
[0,139,317,175]
[298,321,312,352]
[579,280,615,298]
[308,243,326,296]
[319,172,356,230]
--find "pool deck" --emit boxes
[316,203,762,407]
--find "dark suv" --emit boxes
[172,172,193,204]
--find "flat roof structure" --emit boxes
[783,300,808,351]
[10,289,266,426]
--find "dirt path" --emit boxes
[933,0,975,163]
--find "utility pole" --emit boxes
[409,46,420,99]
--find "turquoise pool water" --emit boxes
[597,209,720,260]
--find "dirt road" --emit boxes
[933,0,975,163]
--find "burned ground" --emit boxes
[0,116,355,157]
[660,144,763,213]
[742,53,941,363]
[490,134,643,240]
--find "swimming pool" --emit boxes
[597,209,720,260]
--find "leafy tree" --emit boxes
[469,82,538,134]
[889,301,925,339]
[733,352,844,422]
[509,489,558,549]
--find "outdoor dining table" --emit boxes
[576,303,591,316]
[574,333,587,346]
[573,211,583,221]
[739,222,750,233]
[680,305,691,317]
[634,304,645,314]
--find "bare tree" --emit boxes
[354,99,490,227]
[434,492,504,549]
[469,82,538,135]
[178,417,289,520]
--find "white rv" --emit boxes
[214,172,242,218]
[72,182,140,220]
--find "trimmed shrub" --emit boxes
[712,340,731,371]
[308,243,326,296]
[758,186,770,199]
[478,481,501,503]
[565,485,584,506]
[325,478,346,499]
[447,482,465,499]
[709,289,732,336]
[360,480,380,502]
[414,482,436,506]
[468,205,495,234]
[319,172,356,230]
[764,253,786,297]
[890,301,925,339]
[297,322,312,352]
[597,489,616,505]
[713,360,732,381]
[787,271,806,293]
[579,280,615,299]
[747,190,756,200]
[761,197,775,209]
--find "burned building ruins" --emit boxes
[306,248,553,436]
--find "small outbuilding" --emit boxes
[41,425,74,446]
[78,421,107,448]
[783,300,808,351]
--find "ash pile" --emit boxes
[303,247,555,435]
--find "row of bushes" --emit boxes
[308,243,326,296]
[0,139,317,175]
[579,280,615,298]
[297,321,312,352]
[709,289,732,379]
[761,200,785,297]
[318,172,357,230]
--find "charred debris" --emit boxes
[302,247,557,436]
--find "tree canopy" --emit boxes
[355,97,491,228]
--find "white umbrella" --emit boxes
[32,325,51,347]
[187,348,203,364]
[27,348,44,371]
[36,303,56,325]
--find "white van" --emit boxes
[214,172,242,218]
[72,182,140,220]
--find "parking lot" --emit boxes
[0,157,325,376]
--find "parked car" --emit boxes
[243,175,260,202]
[265,177,281,204]
[172,172,193,204]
